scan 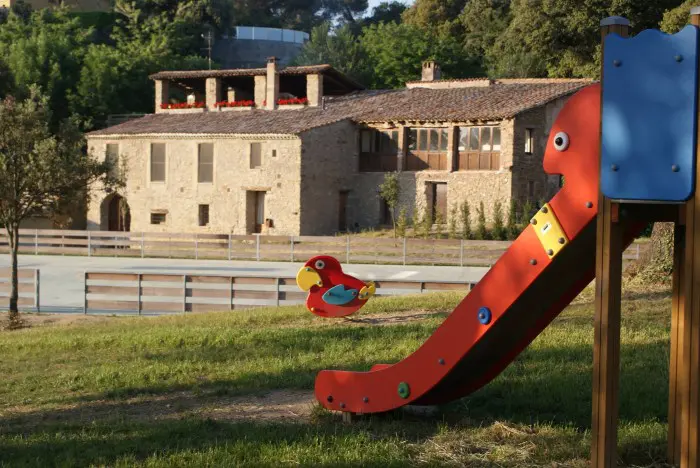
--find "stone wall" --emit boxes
[511,96,569,205]
[86,135,303,235]
[298,121,359,235]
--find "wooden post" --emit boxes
[669,217,686,464]
[679,9,700,466]
[591,16,630,468]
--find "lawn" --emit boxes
[0,286,673,467]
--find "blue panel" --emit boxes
[601,25,699,202]
[322,285,358,305]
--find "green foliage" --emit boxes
[421,206,432,239]
[448,206,458,239]
[520,199,534,226]
[361,1,407,27]
[379,171,401,238]
[660,0,695,33]
[506,199,519,240]
[629,223,674,285]
[434,209,444,239]
[492,201,506,240]
[360,21,481,89]
[0,90,118,320]
[475,201,489,240]
[460,201,471,240]
[293,22,371,85]
[396,207,408,238]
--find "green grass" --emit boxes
[0,288,674,467]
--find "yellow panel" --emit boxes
[530,203,569,259]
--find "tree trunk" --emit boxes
[629,222,674,284]
[6,223,22,328]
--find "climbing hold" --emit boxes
[397,382,411,399]
[478,307,492,325]
[530,259,538,266]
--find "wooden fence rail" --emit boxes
[0,268,40,312]
[0,229,644,267]
[83,272,476,315]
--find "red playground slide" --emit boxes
[315,84,642,414]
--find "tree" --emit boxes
[292,22,371,85]
[475,201,488,240]
[661,0,696,33]
[361,21,481,88]
[448,206,458,239]
[379,171,401,238]
[506,199,519,239]
[0,90,117,328]
[361,1,407,27]
[402,0,468,30]
[460,201,471,240]
[396,207,408,238]
[492,200,506,240]
[629,223,674,284]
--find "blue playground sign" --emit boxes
[601,25,700,202]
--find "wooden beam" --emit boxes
[669,222,686,464]
[591,16,630,468]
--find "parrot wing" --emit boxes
[322,284,359,305]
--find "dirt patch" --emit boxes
[0,312,115,329]
[1,390,317,429]
[343,311,446,326]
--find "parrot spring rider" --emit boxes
[292,10,700,467]
[296,255,376,318]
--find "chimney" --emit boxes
[421,61,441,82]
[206,77,222,110]
[306,73,323,107]
[266,56,279,110]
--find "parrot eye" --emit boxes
[553,132,570,151]
[314,260,326,270]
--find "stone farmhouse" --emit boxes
[85,58,592,236]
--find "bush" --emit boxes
[396,207,408,238]
[520,199,534,226]
[448,206,458,239]
[460,201,471,240]
[421,206,432,239]
[507,199,519,240]
[492,201,506,240]
[434,210,444,239]
[475,201,489,240]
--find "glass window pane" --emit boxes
[361,131,371,153]
[106,144,119,178]
[408,129,417,150]
[250,142,262,168]
[481,127,492,152]
[419,129,428,151]
[429,129,439,151]
[492,127,501,151]
[198,143,213,183]
[470,128,479,150]
[440,129,448,151]
[150,143,166,182]
[458,127,468,151]
[525,128,534,153]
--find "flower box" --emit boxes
[216,100,255,108]
[160,102,206,110]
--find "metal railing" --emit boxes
[0,229,643,267]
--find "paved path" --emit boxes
[0,255,489,313]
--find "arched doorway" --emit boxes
[104,194,131,232]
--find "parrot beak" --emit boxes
[359,281,376,300]
[296,266,323,292]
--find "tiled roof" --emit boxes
[87,81,593,137]
[149,65,333,80]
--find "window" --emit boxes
[456,126,502,171]
[271,149,277,157]
[525,128,534,154]
[406,127,449,171]
[359,128,399,172]
[198,204,210,226]
[150,143,166,182]
[106,144,119,178]
[250,142,262,169]
[197,143,213,183]
[150,212,167,225]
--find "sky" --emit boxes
[367,0,414,12]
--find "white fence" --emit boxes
[0,268,40,312]
[0,229,643,267]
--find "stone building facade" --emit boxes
[86,60,592,236]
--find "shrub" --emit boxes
[421,206,432,239]
[396,207,408,238]
[475,201,489,240]
[520,199,534,226]
[448,206,458,239]
[492,201,506,240]
[460,201,471,240]
[507,199,519,240]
